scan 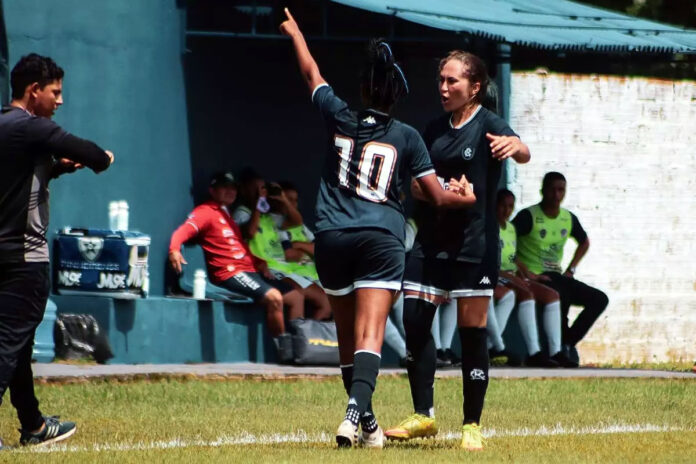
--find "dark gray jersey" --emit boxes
[413,106,517,262]
[312,84,434,242]
[0,106,110,263]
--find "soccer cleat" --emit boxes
[444,348,462,367]
[358,425,386,448]
[435,349,451,368]
[460,423,485,451]
[336,419,358,448]
[385,413,438,441]
[550,350,579,368]
[19,416,76,447]
[488,349,509,367]
[526,351,560,368]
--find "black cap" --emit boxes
[209,171,237,188]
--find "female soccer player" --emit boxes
[280,9,476,448]
[386,51,530,451]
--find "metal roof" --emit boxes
[331,0,696,54]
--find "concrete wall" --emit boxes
[4,0,193,295]
[509,71,696,363]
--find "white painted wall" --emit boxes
[509,71,696,363]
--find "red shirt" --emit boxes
[169,201,259,283]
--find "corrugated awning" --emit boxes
[331,0,696,54]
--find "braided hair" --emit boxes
[361,39,409,112]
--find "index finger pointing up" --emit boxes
[284,7,295,21]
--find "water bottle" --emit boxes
[108,201,119,230]
[193,269,207,300]
[117,200,129,230]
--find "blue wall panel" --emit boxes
[4,0,193,295]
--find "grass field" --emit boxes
[1,374,695,463]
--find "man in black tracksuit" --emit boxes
[0,53,113,448]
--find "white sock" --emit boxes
[439,299,457,350]
[543,300,562,356]
[384,316,407,358]
[518,299,541,355]
[495,290,515,333]
[431,306,442,350]
[486,297,505,351]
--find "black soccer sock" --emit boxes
[403,297,437,417]
[341,363,378,433]
[345,351,381,428]
[459,327,489,425]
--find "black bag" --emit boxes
[54,314,114,364]
[289,318,339,366]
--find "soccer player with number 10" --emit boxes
[280,8,476,449]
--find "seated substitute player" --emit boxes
[168,172,304,363]
[512,172,609,364]
[233,169,331,319]
[386,50,530,451]
[495,188,574,367]
[280,9,476,449]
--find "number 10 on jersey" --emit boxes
[334,135,397,203]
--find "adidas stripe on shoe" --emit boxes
[20,416,76,447]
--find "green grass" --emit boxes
[1,375,695,463]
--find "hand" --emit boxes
[486,133,523,160]
[105,150,115,165]
[266,182,287,203]
[57,158,84,173]
[256,261,274,280]
[563,270,575,278]
[168,250,187,274]
[448,174,473,198]
[279,8,300,37]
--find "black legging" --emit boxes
[542,272,608,347]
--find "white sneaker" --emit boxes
[336,419,358,448]
[359,426,385,448]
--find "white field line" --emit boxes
[13,423,692,454]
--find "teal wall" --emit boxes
[4,0,193,295]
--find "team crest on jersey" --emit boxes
[462,147,474,160]
[362,115,377,125]
[539,229,547,238]
[561,228,568,237]
[78,237,104,262]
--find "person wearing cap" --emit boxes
[168,171,304,363]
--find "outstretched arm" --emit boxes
[486,133,530,164]
[279,8,326,93]
[414,174,476,208]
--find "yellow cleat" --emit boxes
[384,413,438,441]
[461,423,485,451]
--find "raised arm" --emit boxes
[279,8,326,93]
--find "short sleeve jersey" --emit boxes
[512,204,587,274]
[412,106,517,262]
[499,220,517,272]
[312,84,435,243]
[185,202,257,282]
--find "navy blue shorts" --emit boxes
[315,228,405,296]
[402,252,497,299]
[218,272,293,302]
